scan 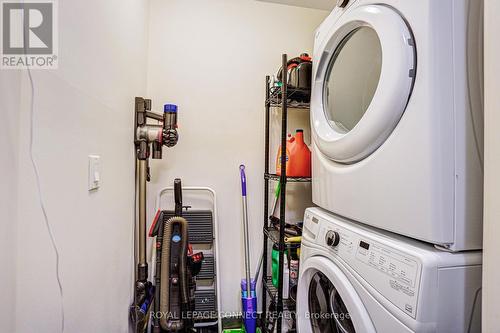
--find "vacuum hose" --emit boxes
[159,216,190,331]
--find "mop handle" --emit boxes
[240,165,247,196]
[240,165,251,295]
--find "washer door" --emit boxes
[311,5,415,163]
[297,256,375,333]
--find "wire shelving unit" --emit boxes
[261,54,311,333]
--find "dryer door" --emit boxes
[311,5,415,163]
[297,256,375,333]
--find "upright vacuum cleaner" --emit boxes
[149,179,203,332]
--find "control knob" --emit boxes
[326,231,340,247]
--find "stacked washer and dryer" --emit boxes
[297,0,483,332]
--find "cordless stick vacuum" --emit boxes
[132,97,179,333]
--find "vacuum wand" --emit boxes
[240,165,252,295]
[138,159,148,277]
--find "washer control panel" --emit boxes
[317,222,422,319]
[355,240,418,289]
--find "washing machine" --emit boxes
[310,0,484,251]
[297,207,482,333]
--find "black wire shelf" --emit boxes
[267,85,310,109]
[263,227,302,249]
[268,101,310,110]
[265,173,311,183]
[263,276,296,309]
[262,276,296,332]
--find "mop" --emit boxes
[239,165,257,333]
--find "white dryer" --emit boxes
[297,207,482,333]
[310,0,484,251]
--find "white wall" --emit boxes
[13,0,148,332]
[482,0,500,331]
[0,71,21,333]
[146,0,328,313]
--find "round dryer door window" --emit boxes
[324,26,382,134]
[311,5,415,163]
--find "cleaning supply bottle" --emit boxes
[272,244,289,287]
[276,129,311,177]
[272,245,279,286]
[283,255,290,300]
[276,134,292,176]
[289,248,300,301]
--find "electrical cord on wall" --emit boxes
[26,66,65,333]
[22,4,65,328]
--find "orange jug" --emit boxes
[276,129,311,177]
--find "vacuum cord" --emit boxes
[27,53,65,333]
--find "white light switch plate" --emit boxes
[88,155,101,191]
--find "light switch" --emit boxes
[88,155,101,191]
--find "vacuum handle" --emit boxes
[163,104,178,130]
[163,104,179,147]
[240,165,247,197]
[174,178,182,216]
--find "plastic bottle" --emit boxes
[272,245,288,287]
[283,255,290,300]
[289,259,299,301]
[276,129,311,177]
